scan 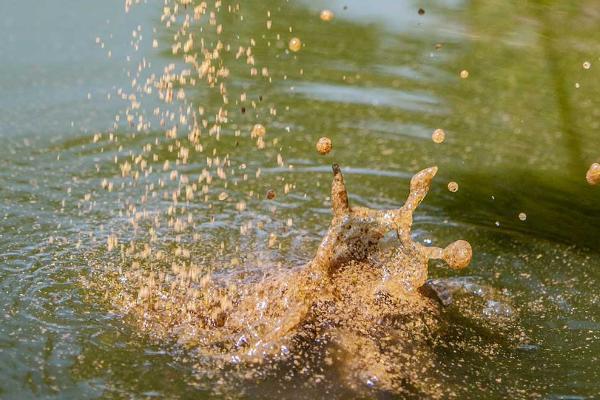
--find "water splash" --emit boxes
[79,1,525,397]
[84,164,489,397]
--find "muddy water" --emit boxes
[1,0,599,399]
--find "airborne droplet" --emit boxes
[586,163,600,185]
[432,128,445,144]
[316,137,332,155]
[288,37,302,52]
[442,240,472,270]
[320,9,334,21]
[252,123,266,138]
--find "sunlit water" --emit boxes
[1,0,599,399]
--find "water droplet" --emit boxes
[288,37,302,52]
[320,9,334,21]
[252,123,266,138]
[432,128,445,144]
[447,181,459,192]
[586,163,600,185]
[316,137,332,155]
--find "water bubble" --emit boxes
[460,69,469,79]
[447,181,459,192]
[288,37,302,52]
[586,163,600,185]
[431,128,445,144]
[320,9,334,21]
[316,137,332,155]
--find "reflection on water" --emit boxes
[0,0,599,399]
[292,82,444,112]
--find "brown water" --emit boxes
[84,164,481,397]
[1,0,600,399]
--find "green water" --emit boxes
[1,0,599,398]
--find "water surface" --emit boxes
[1,0,599,398]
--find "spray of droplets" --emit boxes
[82,163,508,398]
[86,1,307,340]
[78,2,522,397]
[86,0,310,266]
